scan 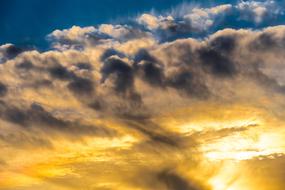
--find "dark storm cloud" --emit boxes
[0,101,115,137]
[27,62,95,97]
[88,100,103,111]
[0,102,63,127]
[133,48,211,98]
[95,25,285,101]
[75,62,93,70]
[157,170,206,190]
[15,60,35,70]
[0,44,36,64]
[122,118,179,147]
[167,71,210,99]
[47,62,96,96]
[134,49,164,87]
[0,83,8,97]
[101,57,134,94]
[4,45,23,59]
[67,77,95,96]
[134,49,158,63]
[198,47,236,77]
[119,114,199,150]
[249,32,285,51]
[48,65,76,80]
[136,61,165,87]
[209,35,237,54]
[100,48,126,61]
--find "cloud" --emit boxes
[48,24,152,51]
[3,25,285,120]
[101,57,134,94]
[0,83,8,97]
[0,44,25,63]
[157,169,208,190]
[45,3,245,49]
[236,0,283,23]
[67,77,95,96]
[183,4,232,31]
[1,1,285,190]
[0,102,115,138]
[44,1,285,50]
[47,26,97,49]
[135,1,285,42]
[137,4,233,33]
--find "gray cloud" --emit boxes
[0,101,116,138]
[0,83,8,97]
[157,169,207,190]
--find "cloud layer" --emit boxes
[1,1,285,190]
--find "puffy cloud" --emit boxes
[183,4,232,31]
[48,24,153,51]
[136,4,232,41]
[135,1,285,42]
[48,1,285,48]
[236,0,283,23]
[2,24,285,134]
[137,14,160,30]
[47,26,97,49]
[1,24,285,145]
[137,14,175,31]
[0,83,8,97]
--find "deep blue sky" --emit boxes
[0,0,233,48]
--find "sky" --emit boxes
[0,0,202,48]
[1,0,284,48]
[1,0,285,190]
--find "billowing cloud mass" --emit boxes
[1,1,285,190]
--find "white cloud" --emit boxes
[184,4,232,27]
[137,4,232,33]
[137,14,160,30]
[236,0,283,23]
